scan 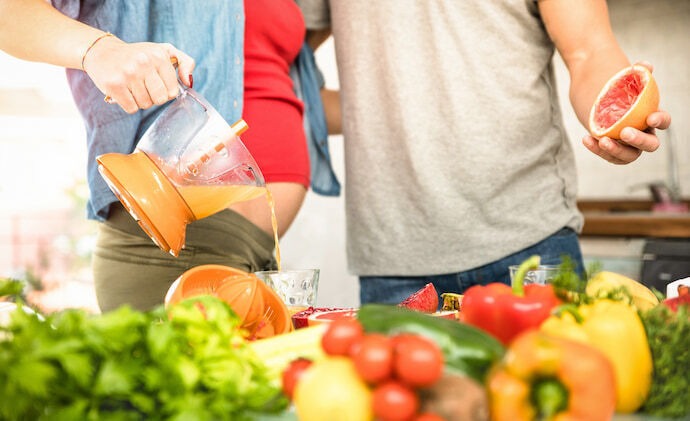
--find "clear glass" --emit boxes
[255,270,320,310]
[509,265,559,286]
[137,82,265,188]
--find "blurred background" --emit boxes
[0,0,688,312]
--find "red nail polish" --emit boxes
[189,75,194,89]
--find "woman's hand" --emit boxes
[83,36,195,114]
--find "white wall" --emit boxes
[283,1,690,307]
[554,0,690,198]
[280,39,359,308]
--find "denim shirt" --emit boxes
[291,43,341,197]
[52,0,339,221]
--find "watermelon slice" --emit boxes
[399,283,439,313]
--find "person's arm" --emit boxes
[539,0,671,164]
[0,0,195,114]
[321,88,341,135]
[305,27,342,135]
[306,28,331,52]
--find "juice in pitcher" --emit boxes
[176,185,267,220]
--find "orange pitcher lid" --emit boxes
[97,151,194,256]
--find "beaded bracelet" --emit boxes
[81,32,114,72]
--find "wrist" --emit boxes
[81,32,121,73]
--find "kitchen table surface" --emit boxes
[256,411,686,420]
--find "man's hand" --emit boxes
[582,110,670,165]
[582,63,671,165]
[539,0,671,165]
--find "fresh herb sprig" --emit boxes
[549,257,632,306]
[0,278,24,300]
[639,304,690,418]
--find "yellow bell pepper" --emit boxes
[540,300,652,413]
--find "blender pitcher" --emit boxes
[97,82,265,257]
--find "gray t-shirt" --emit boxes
[298,0,583,276]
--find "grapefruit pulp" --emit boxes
[589,65,659,140]
[307,309,358,326]
[293,307,342,329]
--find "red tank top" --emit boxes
[241,0,309,187]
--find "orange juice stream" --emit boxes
[264,189,282,272]
[175,185,282,271]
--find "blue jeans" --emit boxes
[359,227,584,305]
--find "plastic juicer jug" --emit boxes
[97,85,265,257]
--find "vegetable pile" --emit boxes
[0,280,285,421]
[460,256,689,420]
[273,305,502,421]
[2,255,690,421]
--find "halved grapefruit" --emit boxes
[307,309,358,326]
[589,64,659,140]
[292,307,341,329]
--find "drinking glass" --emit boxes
[509,265,559,286]
[255,269,320,313]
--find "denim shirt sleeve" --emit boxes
[50,0,245,220]
[291,42,341,197]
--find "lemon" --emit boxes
[587,271,659,311]
[294,357,373,421]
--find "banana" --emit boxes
[587,271,659,311]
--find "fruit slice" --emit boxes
[293,307,341,329]
[589,64,659,140]
[441,293,463,311]
[399,283,439,313]
[307,309,358,326]
[431,310,460,321]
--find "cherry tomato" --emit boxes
[414,413,444,421]
[281,358,312,399]
[351,334,394,384]
[321,319,364,356]
[393,335,444,387]
[373,381,420,421]
[348,335,364,356]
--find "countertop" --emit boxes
[578,200,690,238]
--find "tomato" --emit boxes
[351,334,394,384]
[393,335,444,387]
[281,358,312,399]
[373,381,419,421]
[321,318,364,356]
[414,413,444,421]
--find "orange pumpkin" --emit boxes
[165,264,291,339]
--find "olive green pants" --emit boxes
[93,204,277,312]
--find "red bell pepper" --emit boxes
[461,256,560,345]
